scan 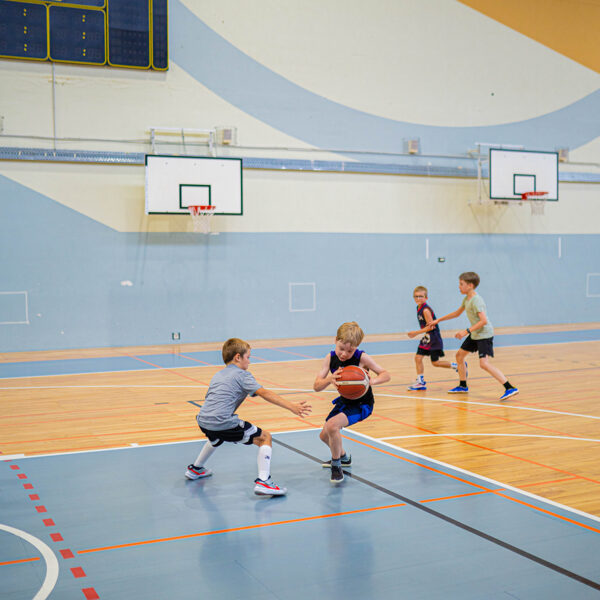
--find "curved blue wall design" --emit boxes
[171,0,600,157]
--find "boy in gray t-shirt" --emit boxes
[185,338,311,495]
[431,272,518,401]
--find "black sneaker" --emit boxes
[330,465,344,483]
[321,454,351,468]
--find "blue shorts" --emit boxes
[326,399,373,426]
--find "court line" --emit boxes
[0,523,59,600]
[0,556,41,566]
[442,402,589,440]
[0,427,320,460]
[380,433,600,443]
[272,438,600,591]
[2,385,599,421]
[348,430,600,525]
[369,412,600,486]
[77,503,406,554]
[2,334,599,380]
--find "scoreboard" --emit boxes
[0,0,168,70]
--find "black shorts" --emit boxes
[199,420,262,447]
[460,335,494,358]
[416,347,445,362]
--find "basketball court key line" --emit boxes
[272,437,600,591]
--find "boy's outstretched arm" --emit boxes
[359,354,391,385]
[430,306,464,326]
[255,387,312,417]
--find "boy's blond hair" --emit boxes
[222,338,251,364]
[336,321,364,347]
[459,271,480,288]
[413,285,428,296]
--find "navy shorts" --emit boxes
[460,335,494,358]
[199,419,262,447]
[416,347,445,361]
[326,399,373,426]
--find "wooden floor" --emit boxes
[2,324,600,518]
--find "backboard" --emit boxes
[489,149,558,201]
[145,155,243,215]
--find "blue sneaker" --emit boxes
[448,385,469,393]
[408,382,427,391]
[500,387,519,401]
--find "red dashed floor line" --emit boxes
[6,460,100,599]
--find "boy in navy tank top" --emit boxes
[313,321,390,483]
[407,286,458,391]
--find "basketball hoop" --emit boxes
[521,191,548,216]
[188,205,216,234]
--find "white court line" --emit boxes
[0,523,59,600]
[347,429,600,525]
[0,427,319,460]
[380,433,600,443]
[2,384,599,421]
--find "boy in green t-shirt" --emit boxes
[430,272,518,401]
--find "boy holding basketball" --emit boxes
[314,321,390,483]
[430,272,519,401]
[406,285,458,391]
[185,338,311,496]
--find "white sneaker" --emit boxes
[254,476,287,496]
[185,464,213,480]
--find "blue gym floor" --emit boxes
[2,429,600,599]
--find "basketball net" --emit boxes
[521,191,548,216]
[188,205,216,234]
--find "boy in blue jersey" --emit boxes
[314,321,390,483]
[406,285,458,391]
[185,338,311,496]
[431,272,519,401]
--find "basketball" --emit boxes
[336,365,370,400]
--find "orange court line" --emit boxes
[124,354,213,387]
[371,412,600,485]
[342,433,490,491]
[177,353,218,367]
[447,404,587,438]
[0,557,40,566]
[519,477,579,488]
[346,434,600,535]
[77,502,406,554]
[492,491,600,535]
[419,488,504,503]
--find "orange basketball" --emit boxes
[336,365,370,400]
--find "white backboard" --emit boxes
[489,149,558,201]
[145,155,243,215]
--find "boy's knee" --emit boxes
[255,430,272,446]
[431,359,442,367]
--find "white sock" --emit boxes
[193,442,216,467]
[417,374,425,383]
[257,444,272,481]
